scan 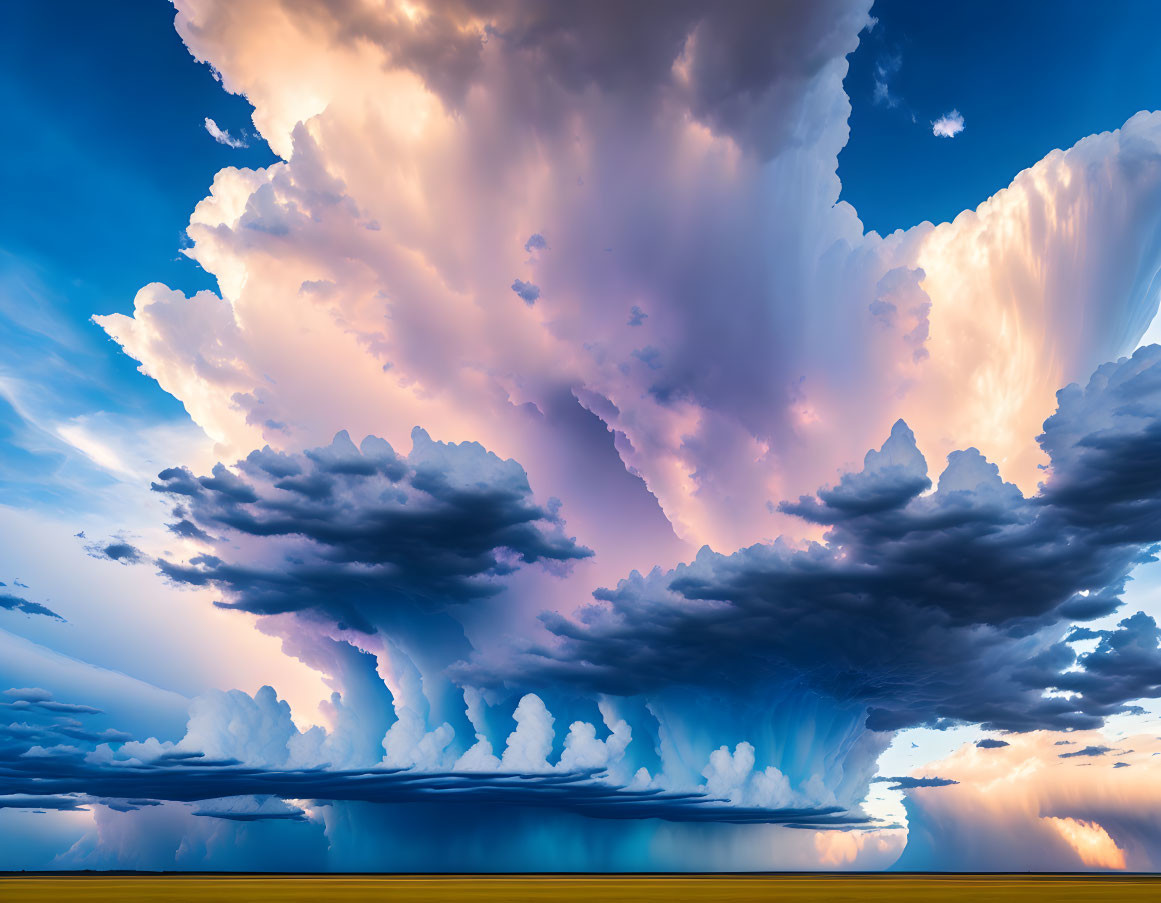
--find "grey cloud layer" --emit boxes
[0,687,861,828]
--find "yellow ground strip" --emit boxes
[2,875,1160,903]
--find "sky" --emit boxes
[3,0,1161,873]
[840,0,1161,233]
[0,0,277,510]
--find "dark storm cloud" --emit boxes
[167,518,212,541]
[0,593,64,621]
[0,690,863,827]
[0,751,864,828]
[875,776,958,790]
[151,428,590,632]
[470,347,1161,733]
[1058,746,1113,759]
[191,800,308,822]
[101,798,164,812]
[0,794,89,811]
[84,539,144,564]
[1052,612,1161,718]
[292,0,870,158]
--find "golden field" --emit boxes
[1,875,1159,902]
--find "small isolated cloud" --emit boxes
[628,305,647,327]
[84,539,143,565]
[204,117,247,149]
[523,233,548,253]
[1059,745,1112,759]
[976,738,1010,749]
[876,776,958,790]
[511,279,540,305]
[932,110,965,138]
[192,796,307,822]
[865,40,915,124]
[0,593,64,621]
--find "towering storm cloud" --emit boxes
[490,348,1161,735]
[5,0,1161,872]
[97,0,1161,561]
[6,345,1161,869]
[153,428,591,629]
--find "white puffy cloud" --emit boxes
[701,742,818,809]
[181,686,297,767]
[931,109,965,138]
[558,713,631,773]
[382,708,455,770]
[702,742,757,801]
[452,733,501,772]
[499,693,555,773]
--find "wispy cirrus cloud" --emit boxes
[203,117,247,148]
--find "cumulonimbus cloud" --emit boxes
[12,346,1156,859]
[9,0,1161,872]
[467,347,1161,736]
[96,0,1161,567]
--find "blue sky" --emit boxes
[0,1,275,507]
[1,2,275,308]
[841,0,1161,234]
